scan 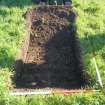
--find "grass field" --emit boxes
[0,0,105,104]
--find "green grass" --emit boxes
[0,93,105,105]
[0,0,105,104]
[74,0,105,87]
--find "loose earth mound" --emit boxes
[14,6,90,89]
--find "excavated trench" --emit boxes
[14,6,90,90]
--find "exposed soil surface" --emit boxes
[14,6,90,89]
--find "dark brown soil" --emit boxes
[14,6,90,89]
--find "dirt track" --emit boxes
[14,6,90,89]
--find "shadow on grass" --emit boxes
[0,0,33,7]
[80,33,105,55]
[0,47,15,69]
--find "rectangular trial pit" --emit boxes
[14,6,90,90]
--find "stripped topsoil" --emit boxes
[14,6,90,90]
